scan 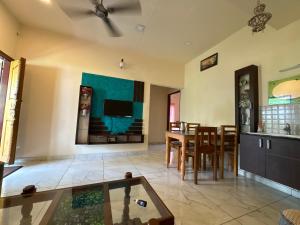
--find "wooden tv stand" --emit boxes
[89,133,144,144]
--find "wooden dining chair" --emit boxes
[169,122,182,170]
[186,123,200,131]
[193,126,218,184]
[218,125,238,179]
[183,123,200,169]
[169,121,181,132]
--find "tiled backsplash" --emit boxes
[260,104,300,135]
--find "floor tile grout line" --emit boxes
[183,176,236,222]
[219,217,243,225]
[102,158,104,180]
[127,154,143,177]
[4,148,299,225]
[32,200,51,224]
[181,168,294,223]
[219,194,292,224]
[54,158,75,189]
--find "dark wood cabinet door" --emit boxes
[266,153,293,188]
[268,137,300,160]
[293,160,300,190]
[240,134,266,177]
[265,137,300,189]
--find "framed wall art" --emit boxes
[200,53,218,71]
[268,74,300,105]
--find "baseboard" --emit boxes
[15,155,75,163]
[239,169,300,199]
[15,149,150,163]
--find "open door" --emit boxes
[0,58,26,164]
[167,91,180,130]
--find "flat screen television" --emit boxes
[104,99,133,117]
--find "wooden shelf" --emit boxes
[89,134,144,144]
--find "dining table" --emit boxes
[165,130,236,181]
[165,130,195,180]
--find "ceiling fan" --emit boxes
[59,0,142,37]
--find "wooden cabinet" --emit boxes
[240,134,266,177]
[75,86,93,144]
[293,160,300,190]
[240,133,300,190]
[235,65,259,135]
[266,137,299,188]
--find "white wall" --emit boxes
[14,26,184,158]
[181,20,300,127]
[0,2,20,58]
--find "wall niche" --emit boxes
[75,73,144,144]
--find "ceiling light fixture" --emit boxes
[248,0,272,33]
[136,24,146,33]
[120,59,125,69]
[40,0,51,4]
[185,42,192,46]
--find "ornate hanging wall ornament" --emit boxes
[248,0,272,32]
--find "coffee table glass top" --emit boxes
[48,186,105,225]
[110,184,161,225]
[0,176,173,225]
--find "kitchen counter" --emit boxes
[240,133,300,190]
[243,132,300,140]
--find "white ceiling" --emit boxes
[3,0,300,63]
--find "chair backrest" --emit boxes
[169,122,181,131]
[220,125,238,151]
[194,126,218,149]
[187,123,200,131]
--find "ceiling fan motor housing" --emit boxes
[95,4,108,18]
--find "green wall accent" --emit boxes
[82,73,143,134]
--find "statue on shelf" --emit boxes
[239,93,251,125]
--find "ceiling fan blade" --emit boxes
[107,0,141,14]
[89,0,100,6]
[60,7,95,19]
[102,17,122,37]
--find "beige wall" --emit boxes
[148,85,176,144]
[0,2,20,57]
[181,20,300,127]
[13,26,184,158]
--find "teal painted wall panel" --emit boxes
[81,73,143,134]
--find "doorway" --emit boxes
[167,91,181,129]
[0,52,12,142]
[0,51,26,164]
[148,85,178,144]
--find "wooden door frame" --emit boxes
[0,50,14,62]
[0,57,26,164]
[0,51,14,143]
[167,90,181,130]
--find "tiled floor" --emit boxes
[2,145,300,225]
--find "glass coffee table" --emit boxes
[0,175,174,225]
